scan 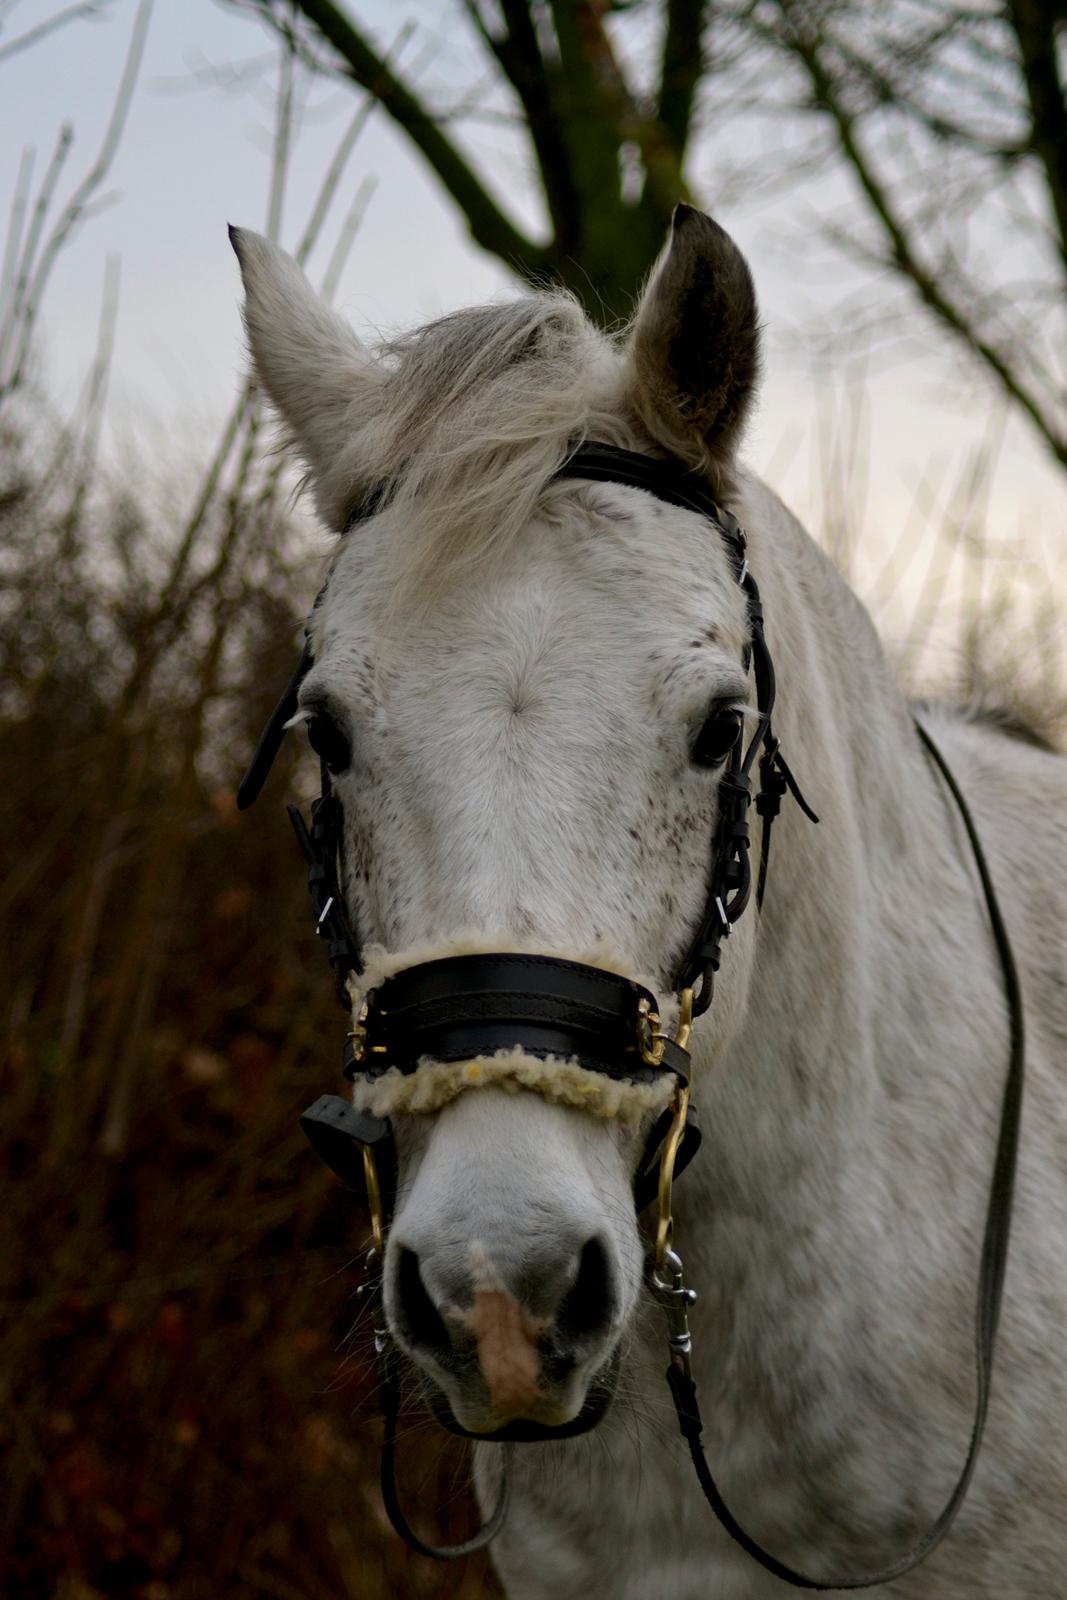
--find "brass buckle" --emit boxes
[636,986,693,1067]
[362,1142,386,1255]
[349,998,387,1254]
[636,997,667,1067]
[349,1000,369,1066]
[653,988,694,1273]
[348,999,388,1068]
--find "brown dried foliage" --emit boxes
[0,403,501,1600]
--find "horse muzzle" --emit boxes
[385,1185,627,1441]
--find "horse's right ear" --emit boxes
[229,226,378,517]
[626,206,761,488]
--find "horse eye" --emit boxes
[691,705,743,769]
[305,711,351,773]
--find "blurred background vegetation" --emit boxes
[1,2,1064,1597]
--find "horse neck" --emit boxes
[694,477,995,1233]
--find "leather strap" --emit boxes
[287,785,362,1001]
[378,1322,512,1559]
[633,1100,702,1214]
[665,717,1025,1590]
[554,442,745,559]
[353,953,691,1085]
[236,640,313,811]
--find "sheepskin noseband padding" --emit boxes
[348,1046,677,1124]
[344,941,681,1126]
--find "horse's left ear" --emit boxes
[626,205,761,481]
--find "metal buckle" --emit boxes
[653,989,694,1271]
[636,997,667,1066]
[637,985,694,1068]
[349,999,370,1066]
[348,999,388,1070]
[649,1246,697,1384]
[362,1143,386,1255]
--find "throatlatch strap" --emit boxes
[665,718,1025,1591]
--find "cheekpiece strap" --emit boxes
[287,786,362,1002]
[236,640,314,811]
[347,953,690,1087]
[554,444,817,1015]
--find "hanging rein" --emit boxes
[237,443,1024,1590]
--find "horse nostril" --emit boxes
[394,1247,454,1361]
[555,1235,615,1347]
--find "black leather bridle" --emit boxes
[236,443,817,1236]
[238,443,1024,1590]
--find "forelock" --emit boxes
[326,292,639,612]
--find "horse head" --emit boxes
[231,208,765,1439]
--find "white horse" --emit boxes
[231,207,1067,1598]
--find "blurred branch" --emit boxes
[0,124,73,388]
[895,411,1004,678]
[1007,0,1067,270]
[461,0,581,254]
[0,146,33,320]
[232,0,551,277]
[112,38,377,712]
[657,0,707,163]
[768,0,1067,473]
[817,30,1029,160]
[64,251,120,532]
[318,173,375,301]
[292,71,383,262]
[0,0,152,401]
[0,0,110,64]
[266,12,295,244]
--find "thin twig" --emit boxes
[318,173,375,302]
[293,87,379,265]
[0,124,72,388]
[0,145,34,327]
[0,0,110,65]
[266,15,295,244]
[0,0,151,398]
[64,251,120,532]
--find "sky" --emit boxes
[2,0,1063,613]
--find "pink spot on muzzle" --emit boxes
[451,1289,546,1417]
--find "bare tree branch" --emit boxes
[248,0,551,277]
[64,250,120,532]
[1007,0,1067,272]
[771,0,1067,470]
[292,81,381,264]
[657,0,707,162]
[0,125,73,390]
[0,0,152,401]
[463,0,582,255]
[0,0,110,65]
[0,146,33,325]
